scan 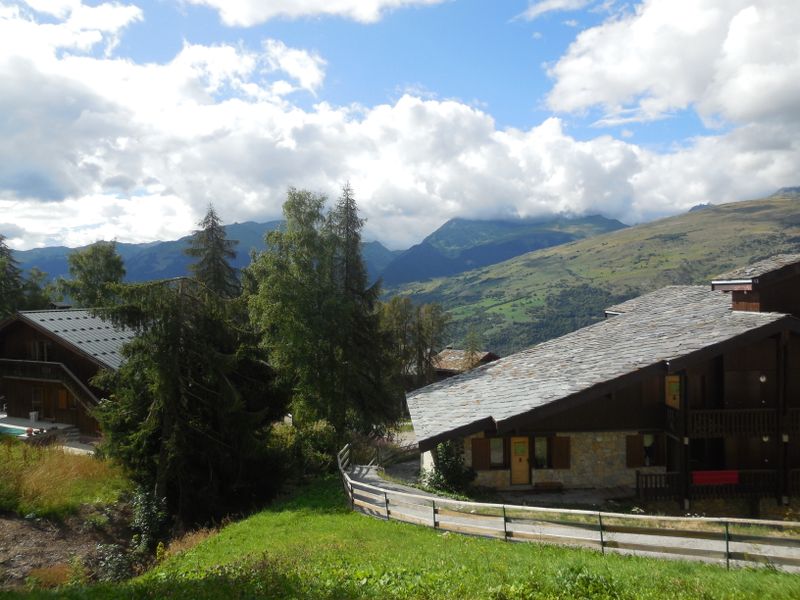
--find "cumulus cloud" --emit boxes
[547,0,800,127]
[183,0,447,26]
[0,0,798,252]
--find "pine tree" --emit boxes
[0,235,23,318]
[94,279,288,525]
[185,205,240,298]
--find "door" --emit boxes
[510,436,530,485]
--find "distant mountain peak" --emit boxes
[772,187,800,198]
[689,203,714,212]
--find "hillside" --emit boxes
[389,189,800,355]
[380,215,626,285]
[13,221,395,283]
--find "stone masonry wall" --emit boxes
[463,431,665,490]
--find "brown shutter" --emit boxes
[471,438,490,471]
[626,434,644,468]
[551,436,571,469]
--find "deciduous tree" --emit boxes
[61,241,125,307]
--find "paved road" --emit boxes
[348,465,800,572]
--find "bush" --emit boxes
[91,543,133,582]
[130,486,168,555]
[269,419,339,478]
[420,441,475,493]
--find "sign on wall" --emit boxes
[665,375,681,409]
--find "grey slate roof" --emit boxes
[407,286,792,447]
[712,253,800,282]
[19,309,134,370]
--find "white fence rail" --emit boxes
[337,444,800,570]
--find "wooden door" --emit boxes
[510,436,530,485]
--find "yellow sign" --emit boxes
[665,375,681,409]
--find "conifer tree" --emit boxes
[0,234,23,318]
[185,205,240,298]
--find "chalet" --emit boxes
[407,254,800,507]
[431,347,500,381]
[0,309,133,436]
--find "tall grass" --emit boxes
[0,438,129,518]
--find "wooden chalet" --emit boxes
[407,254,800,507]
[0,309,133,436]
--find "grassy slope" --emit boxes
[15,478,800,599]
[389,192,800,354]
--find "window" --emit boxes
[626,434,666,468]
[28,340,52,361]
[490,438,504,467]
[533,436,571,470]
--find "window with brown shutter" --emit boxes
[551,436,570,469]
[626,434,644,468]
[471,438,490,471]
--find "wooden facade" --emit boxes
[0,317,110,435]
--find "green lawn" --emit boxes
[9,477,800,599]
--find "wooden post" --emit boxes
[598,512,605,555]
[502,505,508,541]
[432,499,437,529]
[777,332,788,503]
[679,371,691,510]
[724,521,730,570]
[384,490,390,521]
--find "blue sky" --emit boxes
[0,0,798,249]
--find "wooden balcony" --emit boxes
[690,469,778,499]
[787,408,800,435]
[688,408,776,437]
[0,359,97,407]
[790,469,800,494]
[636,471,680,501]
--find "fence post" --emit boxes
[502,505,508,542]
[598,512,605,555]
[724,521,730,570]
[432,499,437,529]
[384,490,390,521]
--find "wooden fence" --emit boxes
[337,444,800,571]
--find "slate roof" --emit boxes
[712,253,800,283]
[432,348,498,373]
[407,286,794,448]
[17,309,134,370]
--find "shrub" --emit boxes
[420,440,475,493]
[130,486,168,555]
[91,543,133,582]
[269,419,338,478]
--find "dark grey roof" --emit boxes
[19,309,134,370]
[712,253,800,283]
[407,286,791,447]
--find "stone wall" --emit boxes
[463,430,665,490]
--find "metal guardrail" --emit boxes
[338,444,800,571]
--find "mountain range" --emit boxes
[388,188,800,355]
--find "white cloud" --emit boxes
[0,0,798,253]
[547,0,800,127]
[263,39,326,94]
[518,0,592,22]
[183,0,447,26]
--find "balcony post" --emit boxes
[777,332,788,503]
[679,370,690,510]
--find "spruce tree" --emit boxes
[0,235,23,318]
[185,205,240,298]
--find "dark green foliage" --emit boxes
[379,296,450,390]
[60,241,125,307]
[0,234,24,318]
[94,278,289,525]
[247,186,402,437]
[130,487,168,554]
[269,420,339,478]
[421,441,475,493]
[90,543,133,583]
[184,205,240,298]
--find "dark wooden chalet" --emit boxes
[0,310,133,435]
[407,254,800,507]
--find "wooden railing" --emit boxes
[0,359,97,409]
[688,409,776,437]
[637,471,680,501]
[339,445,800,571]
[787,408,800,435]
[691,470,778,499]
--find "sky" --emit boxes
[0,0,798,250]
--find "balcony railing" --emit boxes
[690,469,778,499]
[637,470,779,501]
[0,359,97,407]
[688,408,776,437]
[636,471,680,501]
